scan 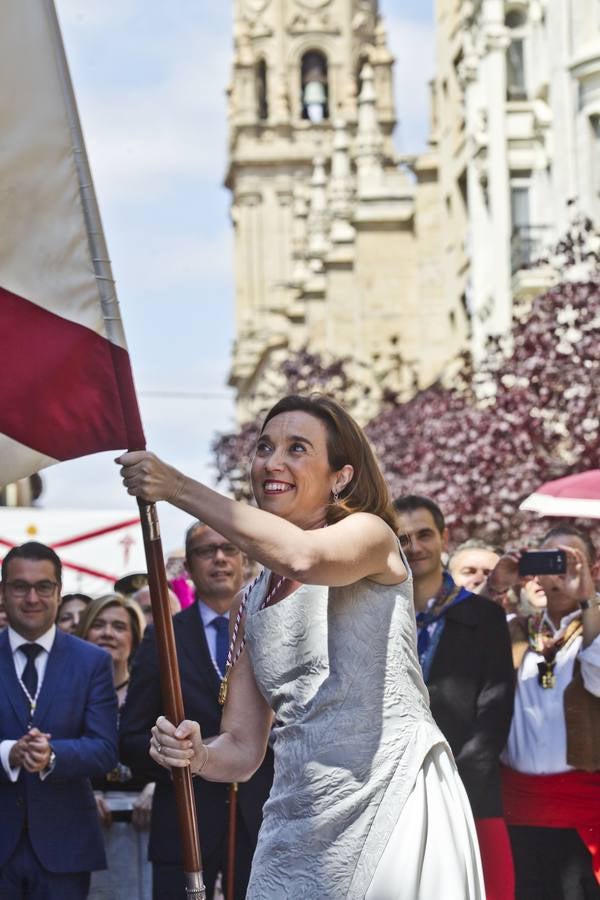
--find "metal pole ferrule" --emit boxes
[184,871,206,899]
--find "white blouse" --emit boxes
[502,611,600,774]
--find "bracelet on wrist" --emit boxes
[580,597,599,611]
[192,744,209,778]
[169,472,186,505]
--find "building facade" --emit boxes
[433,0,600,355]
[226,0,467,421]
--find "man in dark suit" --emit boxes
[394,496,515,900]
[120,521,273,900]
[0,541,118,899]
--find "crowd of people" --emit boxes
[0,523,272,900]
[0,392,599,900]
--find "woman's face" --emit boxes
[86,604,133,664]
[57,598,87,634]
[251,411,343,529]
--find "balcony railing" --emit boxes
[511,225,552,274]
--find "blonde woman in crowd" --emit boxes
[79,593,152,900]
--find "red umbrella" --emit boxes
[520,470,600,519]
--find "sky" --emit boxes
[44,0,436,556]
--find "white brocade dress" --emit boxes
[243,566,484,899]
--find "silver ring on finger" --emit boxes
[156,742,162,754]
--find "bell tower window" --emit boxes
[256,59,268,121]
[505,9,527,101]
[301,51,329,123]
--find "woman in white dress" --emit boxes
[118,394,483,899]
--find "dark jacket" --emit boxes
[0,629,118,872]
[119,602,273,865]
[426,592,514,818]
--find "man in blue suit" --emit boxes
[0,542,118,899]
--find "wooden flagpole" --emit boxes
[226,782,238,900]
[138,500,205,898]
[42,3,206,894]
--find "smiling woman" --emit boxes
[79,594,145,703]
[116,393,485,899]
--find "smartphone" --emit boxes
[518,549,567,577]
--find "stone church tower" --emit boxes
[226,0,466,421]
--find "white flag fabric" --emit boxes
[0,0,144,487]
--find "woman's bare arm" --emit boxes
[118,452,406,586]
[150,646,273,783]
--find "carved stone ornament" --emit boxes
[289,11,338,35]
[295,0,331,8]
[242,0,270,13]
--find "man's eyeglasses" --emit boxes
[4,580,59,598]
[189,544,241,560]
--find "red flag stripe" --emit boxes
[0,286,145,460]
[51,517,141,549]
[58,558,119,582]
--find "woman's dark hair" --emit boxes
[77,593,146,660]
[56,593,93,625]
[59,592,93,607]
[260,394,398,532]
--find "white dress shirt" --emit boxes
[197,600,229,676]
[0,625,56,781]
[502,611,600,774]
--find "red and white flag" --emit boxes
[0,0,145,487]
